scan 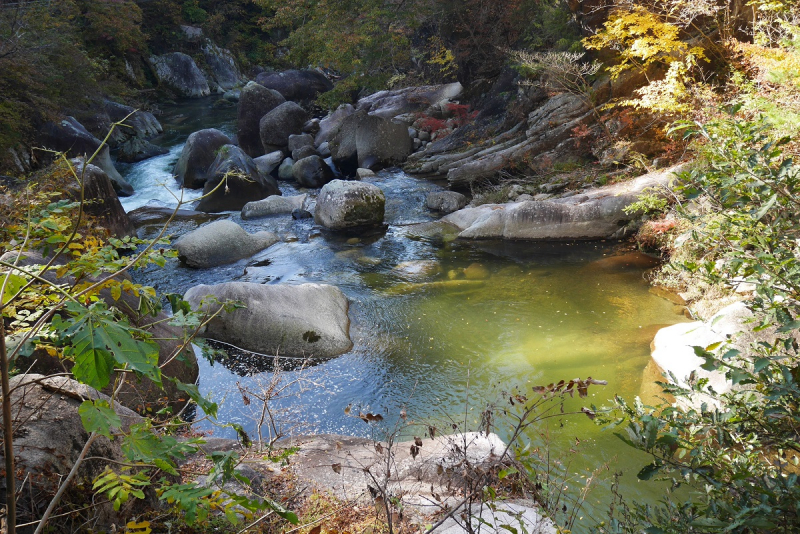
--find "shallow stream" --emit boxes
[119,97,687,527]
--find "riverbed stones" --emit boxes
[195,144,281,212]
[356,168,375,179]
[173,128,233,189]
[241,194,307,219]
[149,52,210,97]
[259,101,309,152]
[184,282,352,357]
[288,133,314,152]
[292,145,319,162]
[175,220,279,267]
[237,81,286,157]
[293,155,335,188]
[255,69,333,103]
[253,150,285,177]
[443,165,682,240]
[315,180,385,231]
[426,191,468,214]
[329,111,413,175]
[278,157,294,180]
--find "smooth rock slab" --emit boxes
[241,194,307,219]
[444,165,683,240]
[149,52,210,97]
[315,179,385,231]
[174,220,279,268]
[184,282,352,357]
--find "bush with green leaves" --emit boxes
[595,110,800,533]
[0,143,298,532]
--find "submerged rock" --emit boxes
[315,179,385,231]
[175,219,279,267]
[184,282,352,357]
[149,52,210,97]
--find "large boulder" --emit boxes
[355,82,464,119]
[201,40,242,91]
[329,111,412,176]
[255,69,333,103]
[149,52,210,97]
[69,159,136,239]
[241,194,307,219]
[315,179,385,231]
[117,136,168,163]
[0,375,152,530]
[173,129,233,189]
[184,282,353,357]
[426,191,468,214]
[174,219,279,267]
[237,82,286,157]
[37,117,132,195]
[288,133,314,152]
[104,100,163,140]
[259,101,309,151]
[316,104,355,146]
[443,165,682,240]
[292,155,335,188]
[195,144,281,212]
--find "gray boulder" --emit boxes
[426,191,468,214]
[68,159,135,239]
[316,104,355,146]
[242,194,307,219]
[329,110,412,176]
[149,52,210,97]
[104,100,163,140]
[184,282,352,357]
[117,136,168,163]
[278,157,295,181]
[259,101,309,151]
[288,133,314,152]
[237,81,286,157]
[315,179,385,230]
[253,150,284,177]
[292,155,335,188]
[443,165,682,240]
[356,168,376,179]
[38,116,132,195]
[292,145,319,161]
[255,69,333,103]
[201,40,242,91]
[175,219,279,267]
[195,144,281,212]
[173,129,233,189]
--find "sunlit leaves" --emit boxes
[79,399,122,438]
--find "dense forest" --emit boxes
[2,0,800,532]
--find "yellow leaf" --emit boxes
[125,520,152,534]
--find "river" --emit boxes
[118,96,687,528]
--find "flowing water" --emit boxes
[119,97,687,528]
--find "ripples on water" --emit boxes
[119,97,687,528]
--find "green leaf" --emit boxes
[777,320,800,333]
[0,273,27,305]
[72,347,115,390]
[79,400,122,438]
[170,379,218,419]
[637,462,662,480]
